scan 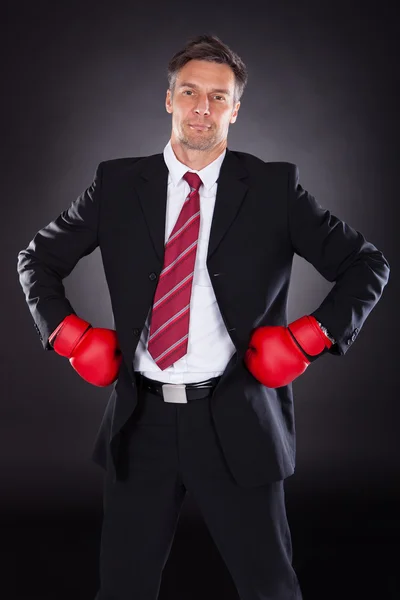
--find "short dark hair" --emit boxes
[167,34,248,106]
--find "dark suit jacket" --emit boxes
[17,148,390,487]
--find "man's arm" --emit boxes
[17,162,103,351]
[287,163,390,356]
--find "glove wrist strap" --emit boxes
[50,314,92,358]
[288,315,333,358]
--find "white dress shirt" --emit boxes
[133,139,237,383]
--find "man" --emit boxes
[17,34,390,600]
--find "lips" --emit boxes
[189,124,210,130]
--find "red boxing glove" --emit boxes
[244,315,333,388]
[48,314,122,387]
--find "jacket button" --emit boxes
[149,273,157,281]
[133,328,140,336]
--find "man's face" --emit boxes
[165,59,240,152]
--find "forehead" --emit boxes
[176,59,235,92]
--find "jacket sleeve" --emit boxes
[287,163,390,357]
[17,161,103,351]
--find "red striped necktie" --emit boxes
[147,171,203,370]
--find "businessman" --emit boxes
[17,34,390,600]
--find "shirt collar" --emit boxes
[163,139,226,192]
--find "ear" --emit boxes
[166,89,173,114]
[230,101,241,124]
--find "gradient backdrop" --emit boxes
[3,0,398,598]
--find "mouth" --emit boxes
[189,124,210,130]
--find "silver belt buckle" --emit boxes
[162,383,188,403]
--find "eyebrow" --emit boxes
[178,81,231,96]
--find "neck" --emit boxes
[170,138,227,171]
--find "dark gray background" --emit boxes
[3,1,399,598]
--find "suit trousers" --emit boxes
[94,375,303,600]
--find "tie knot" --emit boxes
[183,171,203,192]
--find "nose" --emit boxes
[193,95,210,116]
[194,107,210,117]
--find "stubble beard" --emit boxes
[179,123,218,152]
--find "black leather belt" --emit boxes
[135,372,221,403]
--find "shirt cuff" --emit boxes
[315,319,336,345]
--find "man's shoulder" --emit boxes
[94,155,162,183]
[229,149,298,176]
[98,156,149,170]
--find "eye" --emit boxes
[183,91,225,101]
